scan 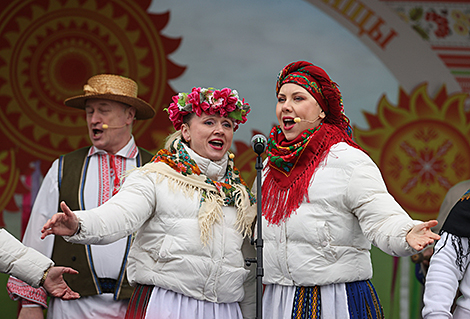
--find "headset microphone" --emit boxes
[293,108,325,124]
[294,117,322,124]
[102,123,127,129]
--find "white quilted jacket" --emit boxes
[0,229,53,287]
[262,142,421,287]
[67,152,256,316]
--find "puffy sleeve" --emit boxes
[422,231,470,318]
[66,168,158,245]
[0,229,53,288]
[346,156,421,257]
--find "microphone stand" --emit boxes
[246,151,264,319]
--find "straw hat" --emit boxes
[64,74,155,120]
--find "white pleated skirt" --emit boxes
[143,286,243,319]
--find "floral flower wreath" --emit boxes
[165,87,251,131]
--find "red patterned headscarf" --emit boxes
[263,61,363,225]
[276,60,352,136]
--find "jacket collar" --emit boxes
[183,144,228,182]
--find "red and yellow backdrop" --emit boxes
[1,0,469,318]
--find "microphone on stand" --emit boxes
[102,123,127,129]
[247,133,267,319]
[251,134,267,155]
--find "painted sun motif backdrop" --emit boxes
[1,0,469,318]
[0,2,261,317]
[0,0,260,229]
[0,2,156,225]
[355,84,470,220]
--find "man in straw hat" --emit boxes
[7,74,155,319]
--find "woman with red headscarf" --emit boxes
[260,61,440,318]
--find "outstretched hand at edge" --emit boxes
[406,220,441,251]
[41,201,79,239]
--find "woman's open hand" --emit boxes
[406,220,441,251]
[41,201,79,239]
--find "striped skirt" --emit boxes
[125,285,153,319]
[263,280,384,319]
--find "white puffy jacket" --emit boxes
[262,142,421,286]
[67,157,256,315]
[0,229,53,287]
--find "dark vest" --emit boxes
[51,146,153,300]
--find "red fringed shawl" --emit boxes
[262,123,363,225]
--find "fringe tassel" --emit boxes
[132,162,256,245]
[233,184,256,238]
[262,165,314,225]
[199,192,224,245]
[262,147,330,226]
[262,124,362,225]
[450,233,470,272]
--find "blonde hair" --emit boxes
[164,131,182,150]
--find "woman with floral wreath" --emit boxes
[260,61,440,318]
[40,87,257,319]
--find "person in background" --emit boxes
[260,60,440,319]
[422,187,470,318]
[436,180,470,233]
[41,87,256,319]
[7,74,155,319]
[412,179,470,284]
[416,179,470,318]
[1,228,79,300]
